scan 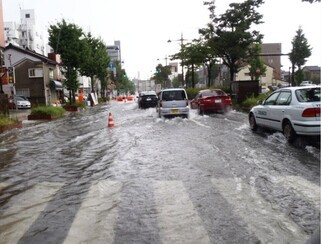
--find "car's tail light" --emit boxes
[159,101,162,108]
[302,108,320,117]
[186,100,189,106]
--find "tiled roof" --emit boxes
[5,43,58,65]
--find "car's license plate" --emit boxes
[215,99,222,103]
[146,98,151,101]
[171,109,179,114]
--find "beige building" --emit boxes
[236,64,277,88]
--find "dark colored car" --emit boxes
[138,91,158,109]
[190,89,232,115]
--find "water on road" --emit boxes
[0,100,319,243]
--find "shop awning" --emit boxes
[50,80,63,91]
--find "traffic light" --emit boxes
[123,73,127,78]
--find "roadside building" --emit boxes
[3,43,63,105]
[4,9,46,55]
[302,66,321,84]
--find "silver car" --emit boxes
[157,88,189,118]
[249,85,320,142]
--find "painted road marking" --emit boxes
[0,182,63,244]
[63,181,122,244]
[153,181,211,244]
[211,178,309,244]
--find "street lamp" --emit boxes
[168,33,189,87]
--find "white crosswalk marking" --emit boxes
[153,181,211,244]
[63,181,122,244]
[211,178,309,244]
[0,182,63,244]
[274,176,320,210]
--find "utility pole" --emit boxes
[168,33,189,87]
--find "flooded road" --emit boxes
[0,100,320,243]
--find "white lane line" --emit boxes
[274,176,320,210]
[189,118,211,128]
[153,181,211,244]
[0,182,63,244]
[211,178,309,244]
[64,181,122,244]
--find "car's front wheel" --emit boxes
[249,113,258,131]
[283,121,296,142]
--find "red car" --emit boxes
[190,89,232,115]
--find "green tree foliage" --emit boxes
[247,43,267,81]
[109,61,134,94]
[171,41,206,88]
[172,76,181,88]
[201,0,264,81]
[151,64,171,89]
[289,27,312,85]
[79,33,110,95]
[48,19,87,103]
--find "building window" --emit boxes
[28,68,43,78]
[25,14,30,18]
[16,88,30,98]
[49,69,54,79]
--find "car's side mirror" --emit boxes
[257,100,264,105]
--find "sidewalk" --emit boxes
[8,109,31,121]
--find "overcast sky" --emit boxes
[3,0,321,80]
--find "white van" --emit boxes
[157,88,189,118]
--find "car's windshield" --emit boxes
[295,87,320,102]
[15,96,27,101]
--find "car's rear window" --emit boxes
[162,90,186,101]
[295,87,320,102]
[202,90,226,97]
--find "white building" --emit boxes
[4,22,19,46]
[4,9,45,55]
[107,41,121,64]
[133,78,155,93]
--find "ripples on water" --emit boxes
[0,103,319,243]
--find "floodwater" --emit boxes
[0,100,320,243]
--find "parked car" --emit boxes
[157,88,189,118]
[249,85,321,142]
[8,95,31,109]
[190,89,232,115]
[300,80,313,86]
[138,91,158,109]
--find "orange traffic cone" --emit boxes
[108,112,115,127]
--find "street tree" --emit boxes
[80,33,110,97]
[109,61,134,95]
[48,19,87,103]
[171,41,206,88]
[247,43,267,81]
[197,39,217,87]
[201,0,264,81]
[289,27,312,85]
[151,64,171,89]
